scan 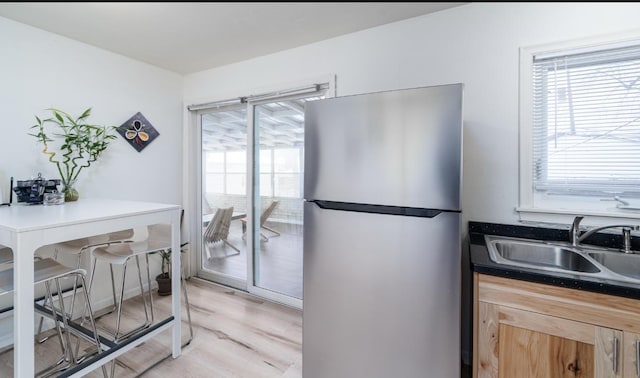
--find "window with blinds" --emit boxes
[531,42,640,197]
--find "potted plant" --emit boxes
[29,108,117,201]
[156,242,189,296]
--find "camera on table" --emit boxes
[13,173,61,205]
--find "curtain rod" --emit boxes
[187,83,329,111]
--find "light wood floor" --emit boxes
[0,278,471,377]
[0,277,302,377]
[139,278,302,378]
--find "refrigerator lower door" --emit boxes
[303,202,461,378]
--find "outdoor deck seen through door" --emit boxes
[200,107,248,289]
[196,83,330,307]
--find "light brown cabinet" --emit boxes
[473,273,640,377]
[499,321,596,377]
[623,331,640,378]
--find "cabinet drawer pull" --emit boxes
[636,340,640,377]
[613,336,619,374]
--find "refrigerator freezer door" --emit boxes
[304,84,463,211]
[302,202,461,378]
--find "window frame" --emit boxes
[518,31,640,223]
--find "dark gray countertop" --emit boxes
[469,221,640,300]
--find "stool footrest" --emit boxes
[56,317,174,378]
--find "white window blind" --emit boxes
[532,43,640,197]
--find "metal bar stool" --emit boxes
[0,247,71,368]
[86,220,194,377]
[34,236,115,346]
[35,231,146,370]
[37,229,135,323]
[0,257,107,377]
[87,226,155,345]
[88,225,183,378]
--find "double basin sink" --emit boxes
[485,235,640,284]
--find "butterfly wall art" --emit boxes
[117,112,159,152]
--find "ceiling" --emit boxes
[0,2,466,74]
[202,96,316,152]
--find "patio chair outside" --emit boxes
[242,200,281,241]
[203,206,240,258]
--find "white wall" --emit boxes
[183,2,640,365]
[0,16,183,343]
[185,2,640,227]
[0,17,183,205]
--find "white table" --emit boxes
[0,198,182,377]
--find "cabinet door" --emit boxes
[595,327,623,378]
[476,302,598,377]
[623,331,640,378]
[499,323,594,377]
[475,302,498,378]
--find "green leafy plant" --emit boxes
[158,242,189,278]
[155,242,188,296]
[29,108,117,200]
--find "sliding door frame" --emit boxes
[188,76,336,309]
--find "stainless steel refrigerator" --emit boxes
[303,84,463,378]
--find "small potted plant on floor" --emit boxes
[29,108,117,201]
[156,242,189,296]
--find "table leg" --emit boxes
[171,213,182,358]
[14,235,38,377]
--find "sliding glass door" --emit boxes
[199,107,248,288]
[194,82,331,307]
[251,100,305,300]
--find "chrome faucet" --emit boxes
[570,216,585,247]
[569,216,639,253]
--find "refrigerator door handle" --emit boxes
[310,199,455,218]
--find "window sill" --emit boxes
[516,206,640,227]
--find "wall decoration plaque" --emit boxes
[117,112,159,152]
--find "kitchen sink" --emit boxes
[585,250,640,280]
[485,235,640,285]
[486,236,601,273]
